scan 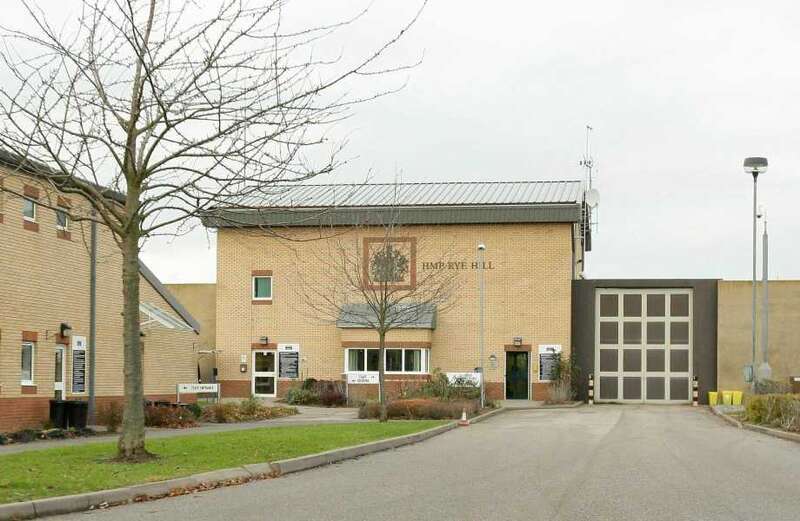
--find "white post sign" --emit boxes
[446,372,481,385]
[176,383,220,402]
[346,373,379,385]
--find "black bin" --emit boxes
[49,400,69,429]
[66,401,89,429]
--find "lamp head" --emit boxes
[743,157,768,176]
[477,243,486,251]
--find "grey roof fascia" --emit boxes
[336,303,437,330]
[0,148,127,204]
[139,262,201,334]
[201,203,582,229]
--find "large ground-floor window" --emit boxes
[345,347,429,374]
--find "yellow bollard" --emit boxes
[722,391,733,405]
[732,391,743,406]
[708,391,718,406]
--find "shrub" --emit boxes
[301,378,318,391]
[144,405,197,429]
[358,401,382,419]
[413,369,480,401]
[96,402,124,433]
[286,388,319,405]
[319,388,347,407]
[359,398,478,420]
[547,357,580,403]
[185,403,204,419]
[546,380,573,404]
[744,394,800,432]
[202,402,242,423]
[0,433,8,445]
[9,429,38,443]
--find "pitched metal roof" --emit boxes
[238,180,582,208]
[202,180,584,228]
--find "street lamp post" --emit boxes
[743,157,768,390]
[477,243,486,409]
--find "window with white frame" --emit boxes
[252,276,272,300]
[345,347,429,374]
[22,198,36,221]
[56,207,69,230]
[21,342,35,385]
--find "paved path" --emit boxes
[0,406,360,455]
[53,405,800,521]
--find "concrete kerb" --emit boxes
[742,423,800,444]
[0,422,461,521]
[709,405,743,429]
[466,407,507,424]
[271,421,457,475]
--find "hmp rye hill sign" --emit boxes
[422,261,495,270]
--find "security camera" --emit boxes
[477,243,486,251]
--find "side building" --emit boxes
[0,153,200,431]
[202,181,590,401]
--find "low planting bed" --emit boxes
[359,398,481,420]
[743,393,800,433]
[0,427,97,446]
[198,398,297,424]
[0,421,445,504]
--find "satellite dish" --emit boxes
[585,188,600,208]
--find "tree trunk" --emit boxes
[116,206,150,460]
[378,330,388,422]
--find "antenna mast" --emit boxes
[579,124,594,189]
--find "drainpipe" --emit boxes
[88,214,97,424]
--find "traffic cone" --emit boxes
[458,409,469,427]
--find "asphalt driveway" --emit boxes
[54,406,800,521]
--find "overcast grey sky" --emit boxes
[12,1,800,283]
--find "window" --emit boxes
[252,276,272,300]
[22,198,36,221]
[21,342,35,385]
[404,349,423,372]
[345,347,429,374]
[346,348,380,372]
[56,208,69,230]
[386,349,402,372]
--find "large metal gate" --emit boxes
[595,289,693,403]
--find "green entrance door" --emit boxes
[505,351,529,399]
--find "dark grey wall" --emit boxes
[571,279,718,404]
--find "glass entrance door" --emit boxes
[252,350,276,397]
[505,351,529,399]
[54,345,66,399]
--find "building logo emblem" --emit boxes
[363,237,416,290]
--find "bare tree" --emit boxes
[0,0,423,460]
[298,216,463,422]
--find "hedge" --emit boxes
[743,394,800,432]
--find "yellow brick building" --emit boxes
[203,181,590,401]
[0,154,200,431]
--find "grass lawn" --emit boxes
[0,421,444,504]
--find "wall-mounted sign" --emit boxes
[279,352,300,379]
[278,343,299,352]
[71,336,87,394]
[538,344,562,382]
[421,261,495,270]
[347,372,379,385]
[446,372,481,385]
